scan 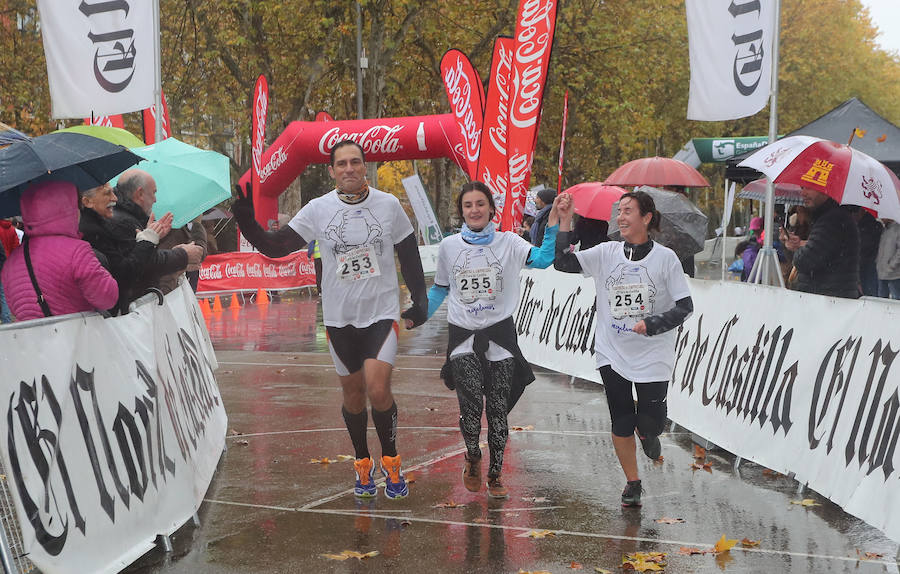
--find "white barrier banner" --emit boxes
[516,269,900,542]
[0,282,226,574]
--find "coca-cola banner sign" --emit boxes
[251,75,269,227]
[478,37,515,225]
[198,251,316,293]
[440,49,485,180]
[141,90,172,145]
[502,0,558,231]
[37,0,155,118]
[83,115,125,129]
[237,114,467,232]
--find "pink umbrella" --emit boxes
[604,157,711,188]
[739,135,900,219]
[565,182,626,220]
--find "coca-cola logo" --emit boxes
[252,84,268,174]
[443,55,481,163]
[259,146,287,184]
[263,263,278,278]
[487,45,513,156]
[225,263,245,278]
[510,0,556,129]
[278,263,296,277]
[247,263,263,278]
[199,264,222,281]
[318,125,403,156]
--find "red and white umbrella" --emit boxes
[604,156,710,188]
[738,135,900,219]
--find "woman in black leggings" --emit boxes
[554,191,693,507]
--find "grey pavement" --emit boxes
[124,294,900,573]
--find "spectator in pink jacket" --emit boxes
[0,181,118,320]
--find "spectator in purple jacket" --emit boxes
[0,181,118,320]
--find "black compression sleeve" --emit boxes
[644,296,693,336]
[395,233,427,308]
[553,231,583,273]
[237,215,306,258]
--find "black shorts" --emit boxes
[325,319,398,376]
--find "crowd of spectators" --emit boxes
[0,168,207,322]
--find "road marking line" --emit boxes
[226,427,690,439]
[199,499,897,567]
[488,506,565,512]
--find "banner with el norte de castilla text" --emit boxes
[685,0,773,121]
[515,269,900,543]
[37,0,156,118]
[0,282,226,574]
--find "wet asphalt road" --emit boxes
[124,293,900,573]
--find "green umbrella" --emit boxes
[116,137,231,228]
[53,125,146,148]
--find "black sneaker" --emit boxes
[639,434,661,460]
[621,480,643,507]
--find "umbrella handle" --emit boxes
[144,287,165,306]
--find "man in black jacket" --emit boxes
[781,187,859,299]
[109,170,203,309]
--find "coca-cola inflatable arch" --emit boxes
[238,114,469,228]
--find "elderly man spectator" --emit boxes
[109,169,203,308]
[780,187,859,299]
[530,188,557,247]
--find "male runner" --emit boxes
[233,140,427,499]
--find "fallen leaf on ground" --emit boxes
[568,561,583,569]
[762,469,783,478]
[693,445,706,459]
[713,534,738,553]
[741,538,761,547]
[856,550,884,560]
[622,552,667,571]
[594,568,613,574]
[526,530,556,538]
[518,570,552,574]
[309,457,333,464]
[790,498,820,507]
[678,546,710,555]
[405,472,417,483]
[425,406,437,411]
[473,517,490,524]
[653,455,664,464]
[433,501,465,508]
[276,368,287,374]
[335,454,354,461]
[229,429,243,436]
[690,462,713,473]
[221,370,234,374]
[479,442,488,449]
[236,439,249,446]
[715,551,735,569]
[321,550,379,561]
[521,496,549,503]
[655,517,686,524]
[511,425,535,431]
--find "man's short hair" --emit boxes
[115,171,147,202]
[329,139,365,166]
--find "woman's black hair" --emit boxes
[456,181,496,220]
[619,190,661,232]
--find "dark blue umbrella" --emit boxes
[0,121,29,147]
[0,132,143,217]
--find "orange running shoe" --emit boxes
[353,457,376,498]
[380,455,409,499]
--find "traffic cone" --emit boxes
[198,297,211,315]
[229,292,241,310]
[212,295,224,312]
[256,288,270,305]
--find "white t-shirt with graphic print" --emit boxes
[576,241,691,382]
[288,188,414,327]
[436,231,532,332]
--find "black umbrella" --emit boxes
[608,186,709,259]
[0,132,143,217]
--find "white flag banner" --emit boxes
[401,174,444,245]
[685,0,773,121]
[37,0,156,118]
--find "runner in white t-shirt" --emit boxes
[416,181,560,498]
[554,190,693,508]
[233,140,427,501]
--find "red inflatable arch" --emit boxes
[238,114,469,229]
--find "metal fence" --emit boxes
[0,458,36,574]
